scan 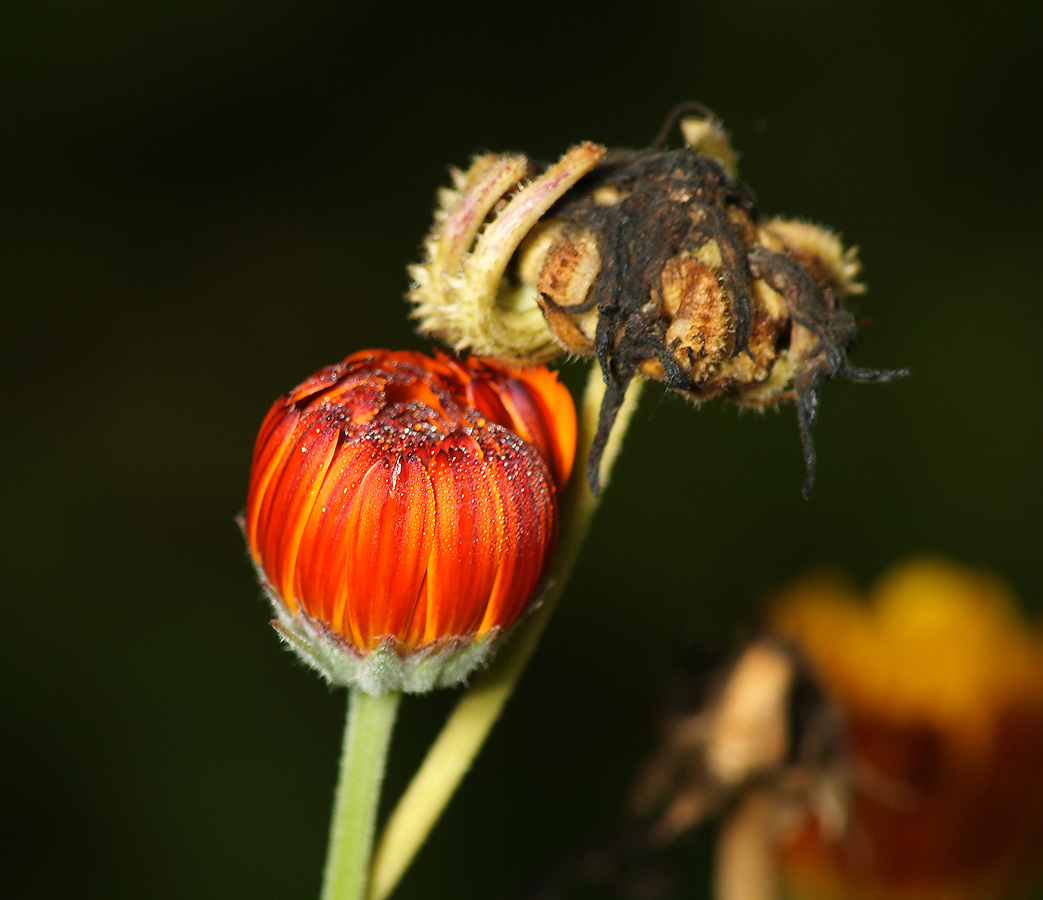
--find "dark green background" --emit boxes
[4,2,1041,898]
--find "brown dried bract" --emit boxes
[628,638,849,846]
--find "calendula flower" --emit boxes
[243,349,576,694]
[769,560,1043,900]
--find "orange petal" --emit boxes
[422,432,502,644]
[339,449,435,649]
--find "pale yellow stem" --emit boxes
[714,789,781,900]
[367,366,644,900]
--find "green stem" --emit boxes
[368,367,643,900]
[321,688,402,900]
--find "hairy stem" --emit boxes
[321,688,402,900]
[368,367,643,900]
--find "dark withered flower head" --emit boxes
[409,105,908,494]
[243,349,576,694]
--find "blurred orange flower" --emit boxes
[244,349,576,693]
[770,560,1043,900]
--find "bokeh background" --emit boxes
[4,1,1041,897]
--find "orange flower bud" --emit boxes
[243,349,576,694]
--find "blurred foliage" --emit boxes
[3,1,1041,898]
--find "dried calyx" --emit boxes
[409,106,908,495]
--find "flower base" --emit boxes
[267,587,505,695]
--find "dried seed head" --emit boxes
[409,111,908,495]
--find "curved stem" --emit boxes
[321,688,402,900]
[368,367,643,900]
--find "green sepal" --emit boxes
[264,584,504,695]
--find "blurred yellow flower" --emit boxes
[770,559,1043,900]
